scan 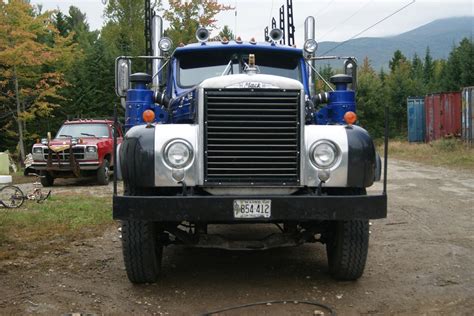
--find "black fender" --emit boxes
[120,125,155,188]
[346,125,376,188]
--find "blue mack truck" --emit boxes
[113,15,387,284]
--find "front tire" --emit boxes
[326,220,369,281]
[121,220,163,284]
[97,159,110,185]
[40,171,54,187]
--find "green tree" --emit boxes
[389,49,407,72]
[218,25,234,40]
[163,0,233,45]
[385,60,416,135]
[440,38,474,91]
[356,57,385,137]
[423,47,434,86]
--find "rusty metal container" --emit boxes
[425,94,441,142]
[440,92,462,138]
[461,87,474,144]
[425,92,462,142]
[407,97,425,142]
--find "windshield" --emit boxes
[56,123,110,138]
[178,50,301,87]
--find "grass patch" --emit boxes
[0,194,113,260]
[380,139,474,170]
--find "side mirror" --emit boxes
[115,57,131,98]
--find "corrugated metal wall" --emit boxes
[462,87,474,144]
[407,97,425,142]
[424,92,462,142]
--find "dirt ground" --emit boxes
[0,159,473,315]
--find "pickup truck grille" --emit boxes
[44,147,85,161]
[204,89,301,185]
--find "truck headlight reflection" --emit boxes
[164,139,193,169]
[311,140,339,169]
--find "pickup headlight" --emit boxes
[86,146,97,153]
[33,147,43,154]
[164,139,193,169]
[310,140,339,168]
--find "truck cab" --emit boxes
[113,17,387,284]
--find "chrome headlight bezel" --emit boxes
[86,146,97,153]
[33,147,43,154]
[158,37,173,52]
[310,140,340,169]
[163,139,193,169]
[304,39,318,54]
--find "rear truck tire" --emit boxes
[326,220,369,281]
[40,171,54,187]
[97,159,110,185]
[121,220,163,284]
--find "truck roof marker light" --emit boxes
[236,36,242,44]
[143,109,155,125]
[221,37,229,44]
[344,111,357,125]
[250,37,256,44]
[179,42,185,47]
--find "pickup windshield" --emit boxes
[177,50,301,87]
[56,124,110,138]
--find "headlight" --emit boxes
[304,39,318,54]
[311,140,339,168]
[86,146,97,153]
[33,147,43,154]
[71,138,78,145]
[164,139,193,169]
[158,37,173,52]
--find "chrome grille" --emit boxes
[204,89,300,185]
[44,147,85,161]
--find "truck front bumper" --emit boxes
[113,194,387,222]
[32,161,100,171]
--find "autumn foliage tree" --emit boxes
[0,0,76,161]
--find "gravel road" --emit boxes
[1,159,473,315]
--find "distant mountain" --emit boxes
[316,17,473,70]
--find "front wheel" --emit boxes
[326,220,369,281]
[40,171,54,187]
[121,220,163,284]
[97,159,110,185]
[0,185,25,208]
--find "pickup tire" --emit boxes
[40,171,54,187]
[326,220,369,281]
[121,220,163,284]
[97,159,110,185]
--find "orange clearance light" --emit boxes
[236,36,242,44]
[344,111,357,125]
[221,36,229,44]
[143,109,155,123]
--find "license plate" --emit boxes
[233,199,271,219]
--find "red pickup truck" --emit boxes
[31,119,122,186]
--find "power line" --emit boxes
[314,0,336,19]
[321,0,416,55]
[319,0,375,41]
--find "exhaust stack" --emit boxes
[151,14,163,91]
[304,16,316,95]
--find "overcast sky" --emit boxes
[32,0,473,46]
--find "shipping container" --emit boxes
[441,92,462,137]
[424,92,462,142]
[425,94,442,142]
[461,86,474,144]
[407,97,425,142]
